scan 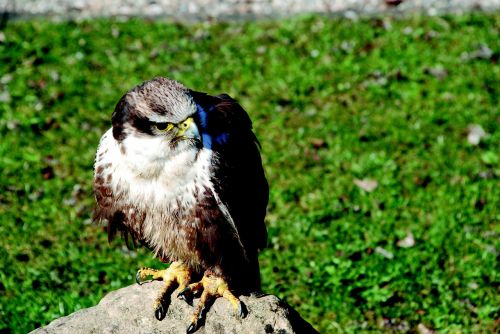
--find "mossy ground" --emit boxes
[0,13,498,333]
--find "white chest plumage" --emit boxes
[94,128,224,266]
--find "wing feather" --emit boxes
[190,91,269,253]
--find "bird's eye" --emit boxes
[180,117,193,130]
[154,123,173,132]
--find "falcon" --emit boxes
[93,77,268,332]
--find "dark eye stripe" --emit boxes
[155,122,169,131]
[130,115,154,136]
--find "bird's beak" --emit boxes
[175,117,194,138]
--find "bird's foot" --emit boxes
[178,274,247,333]
[136,261,193,320]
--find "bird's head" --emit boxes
[111,77,202,163]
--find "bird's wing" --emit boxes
[190,91,269,253]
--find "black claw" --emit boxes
[178,293,193,306]
[135,271,143,285]
[238,301,248,318]
[178,286,191,296]
[186,322,197,334]
[155,303,167,321]
[177,288,193,306]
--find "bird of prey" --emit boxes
[93,77,268,332]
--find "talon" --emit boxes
[155,302,168,321]
[135,270,143,285]
[136,267,156,285]
[177,286,190,298]
[238,301,248,318]
[179,293,193,306]
[138,262,193,322]
[177,288,193,306]
[186,322,197,334]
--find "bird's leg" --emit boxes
[178,272,247,333]
[136,261,193,320]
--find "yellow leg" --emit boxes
[179,274,247,334]
[136,261,193,320]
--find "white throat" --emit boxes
[96,128,212,209]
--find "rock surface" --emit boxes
[30,281,318,334]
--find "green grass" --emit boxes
[0,13,499,333]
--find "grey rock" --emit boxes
[30,281,318,334]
